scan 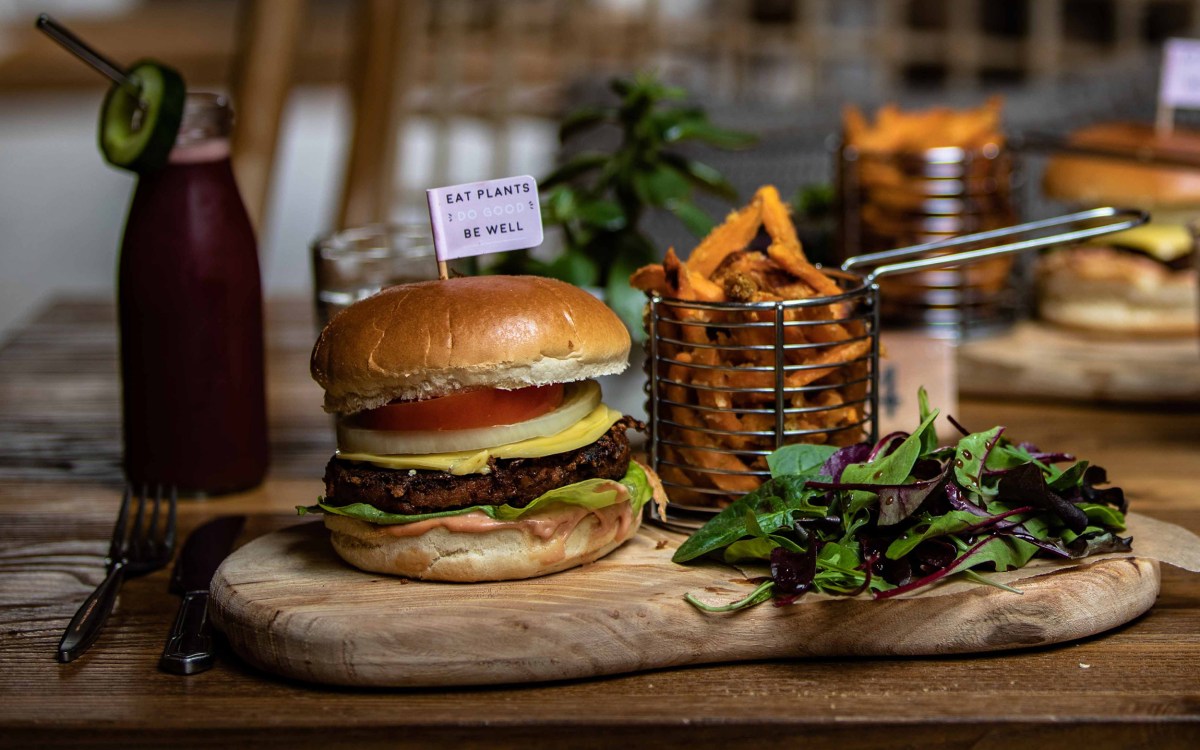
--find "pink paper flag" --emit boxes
[426,175,543,262]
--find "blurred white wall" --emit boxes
[0,92,133,334]
[0,85,556,336]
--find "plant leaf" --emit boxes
[664,198,716,238]
[632,164,691,206]
[1048,460,1089,493]
[544,245,600,287]
[875,534,1040,600]
[540,153,609,189]
[558,106,612,143]
[575,199,627,231]
[604,233,658,336]
[884,510,984,560]
[672,475,830,563]
[917,386,939,456]
[542,186,577,223]
[663,117,758,149]
[723,537,777,564]
[767,444,840,480]
[684,579,775,613]
[993,462,1089,533]
[954,426,1003,494]
[843,408,939,485]
[661,152,739,201]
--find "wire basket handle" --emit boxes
[840,207,1148,285]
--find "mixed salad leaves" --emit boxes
[673,389,1131,612]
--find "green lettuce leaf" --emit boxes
[916,386,939,456]
[884,510,985,560]
[298,462,654,525]
[1078,503,1126,529]
[671,475,830,563]
[954,425,1003,494]
[840,408,939,519]
[767,443,839,480]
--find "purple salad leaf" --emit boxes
[875,534,1039,600]
[947,414,972,436]
[869,431,910,461]
[993,462,1088,533]
[1066,531,1133,558]
[946,482,989,516]
[869,537,957,587]
[770,544,818,604]
[819,442,872,482]
[875,464,950,527]
[1082,465,1127,512]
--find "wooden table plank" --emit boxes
[1,296,1198,748]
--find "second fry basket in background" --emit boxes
[837,141,1020,338]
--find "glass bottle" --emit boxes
[118,93,268,495]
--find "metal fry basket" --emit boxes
[837,141,1019,337]
[645,207,1147,531]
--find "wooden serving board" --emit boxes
[957,321,1200,403]
[210,520,1160,688]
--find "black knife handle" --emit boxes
[57,561,127,663]
[159,591,214,675]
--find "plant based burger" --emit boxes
[1040,121,1199,336]
[303,275,665,582]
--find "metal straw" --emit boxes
[35,14,144,104]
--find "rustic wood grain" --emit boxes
[210,521,1160,688]
[958,320,1200,403]
[2,297,1199,748]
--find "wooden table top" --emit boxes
[2,296,1199,749]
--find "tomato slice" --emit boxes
[350,384,565,432]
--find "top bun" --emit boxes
[1043,122,1200,209]
[311,275,631,414]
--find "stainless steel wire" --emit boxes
[646,207,1147,530]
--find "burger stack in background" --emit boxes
[1039,122,1200,337]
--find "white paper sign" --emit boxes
[426,175,543,262]
[1160,38,1200,109]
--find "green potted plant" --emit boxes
[489,73,755,334]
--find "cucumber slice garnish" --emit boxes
[98,59,186,173]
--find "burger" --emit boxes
[304,275,665,582]
[1040,121,1199,335]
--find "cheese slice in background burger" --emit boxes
[1040,122,1199,336]
[303,275,666,582]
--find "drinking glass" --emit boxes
[311,224,439,327]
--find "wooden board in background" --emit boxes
[210,521,1160,688]
[958,321,1200,403]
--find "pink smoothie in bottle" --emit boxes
[118,93,268,494]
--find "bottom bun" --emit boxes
[1037,247,1198,336]
[324,491,643,582]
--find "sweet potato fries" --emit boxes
[633,186,872,507]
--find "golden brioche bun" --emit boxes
[319,459,671,582]
[1036,247,1198,335]
[311,276,631,414]
[1042,122,1200,209]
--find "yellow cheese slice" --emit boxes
[1104,224,1192,262]
[336,403,624,475]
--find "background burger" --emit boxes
[303,275,664,582]
[1039,121,1199,336]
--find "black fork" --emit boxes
[57,484,177,663]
